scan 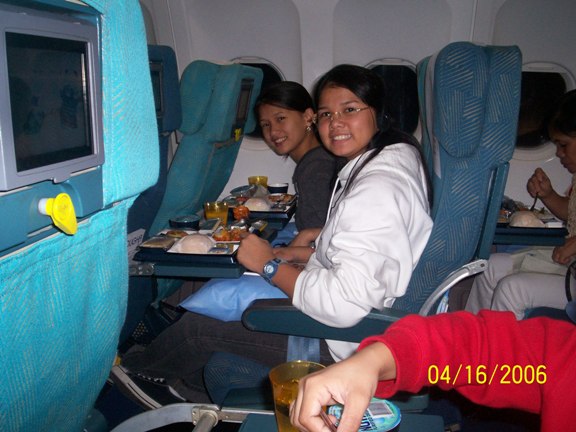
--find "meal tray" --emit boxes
[133,227,277,266]
[134,246,238,265]
[496,223,567,235]
[227,195,297,216]
[248,203,296,219]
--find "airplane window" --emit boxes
[517,71,567,149]
[238,62,283,138]
[370,65,419,135]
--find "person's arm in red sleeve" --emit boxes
[291,310,576,432]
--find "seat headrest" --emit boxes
[179,60,262,140]
[422,42,489,159]
[179,60,221,135]
[148,45,182,134]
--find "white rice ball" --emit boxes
[171,233,215,254]
[245,197,271,211]
[509,211,545,228]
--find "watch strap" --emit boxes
[262,257,283,284]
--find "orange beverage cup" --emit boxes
[269,360,325,432]
[204,201,229,226]
[248,175,268,188]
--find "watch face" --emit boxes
[264,263,274,274]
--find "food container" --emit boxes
[327,398,401,431]
[230,184,257,199]
[268,183,289,194]
[169,215,200,230]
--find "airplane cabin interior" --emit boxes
[1,0,574,431]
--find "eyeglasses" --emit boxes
[316,106,371,124]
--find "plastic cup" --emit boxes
[204,201,229,226]
[269,360,325,432]
[248,175,268,188]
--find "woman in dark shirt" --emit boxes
[256,81,343,231]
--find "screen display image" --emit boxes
[7,32,93,173]
[236,78,253,125]
[150,60,164,118]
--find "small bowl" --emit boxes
[230,184,257,199]
[268,183,289,194]
[169,214,200,230]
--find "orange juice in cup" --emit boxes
[248,175,268,188]
[269,360,325,432]
[204,201,229,226]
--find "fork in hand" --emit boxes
[529,194,539,212]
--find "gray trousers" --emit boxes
[465,252,568,319]
[122,311,334,402]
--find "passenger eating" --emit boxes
[466,90,576,319]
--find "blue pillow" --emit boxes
[180,222,296,321]
[180,273,288,322]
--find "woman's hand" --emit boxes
[553,236,576,265]
[237,233,275,274]
[273,246,314,263]
[526,168,553,199]
[290,228,322,247]
[526,167,569,221]
[290,343,396,432]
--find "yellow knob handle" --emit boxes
[38,193,78,235]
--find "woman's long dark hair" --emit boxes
[312,64,432,205]
[255,81,314,113]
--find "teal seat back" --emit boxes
[148,60,263,237]
[0,1,158,430]
[394,42,521,312]
[147,60,262,300]
[126,45,182,243]
[120,44,182,347]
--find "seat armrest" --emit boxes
[418,259,487,315]
[241,299,409,343]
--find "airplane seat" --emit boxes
[397,41,523,311]
[119,44,182,350]
[146,60,263,301]
[126,44,182,241]
[0,2,158,431]
[201,41,523,413]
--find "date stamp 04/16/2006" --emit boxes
[427,364,547,386]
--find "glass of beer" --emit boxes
[204,201,229,226]
[269,360,325,432]
[248,175,268,188]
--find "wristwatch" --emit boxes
[262,258,283,284]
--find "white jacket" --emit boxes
[292,144,433,361]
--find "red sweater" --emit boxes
[358,310,576,432]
